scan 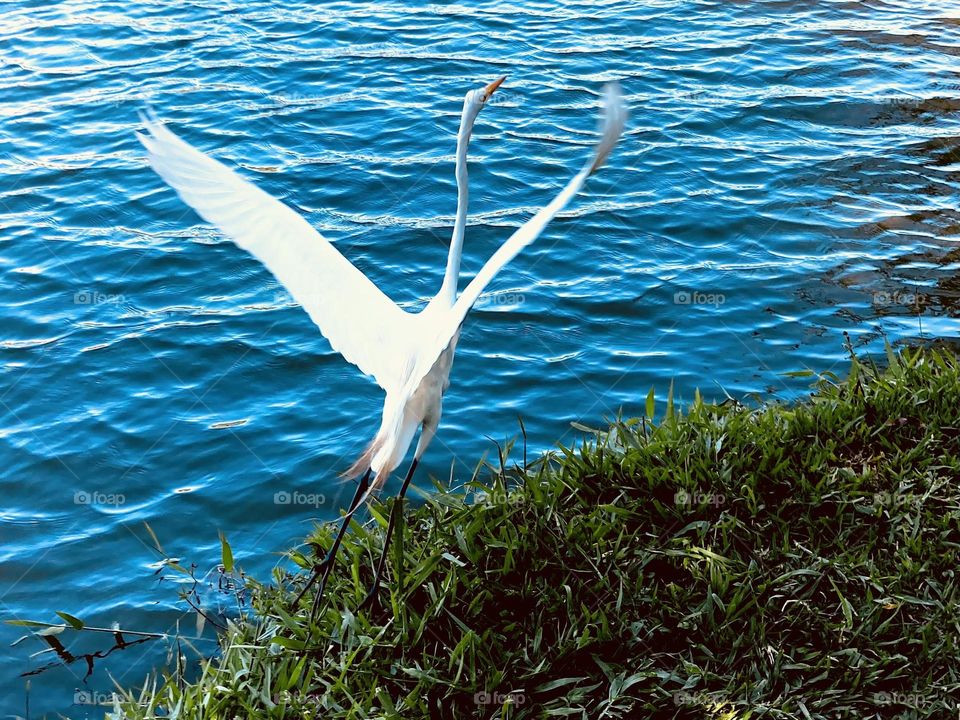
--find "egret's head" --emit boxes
[461,75,506,128]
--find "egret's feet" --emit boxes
[291,468,374,613]
[308,571,333,625]
[289,551,337,612]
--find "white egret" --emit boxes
[138,78,626,615]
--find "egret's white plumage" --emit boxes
[138,79,625,500]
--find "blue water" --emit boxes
[2,0,959,714]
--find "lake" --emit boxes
[1,0,958,714]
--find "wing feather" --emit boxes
[138,117,413,392]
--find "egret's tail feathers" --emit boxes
[341,399,418,489]
[342,435,383,479]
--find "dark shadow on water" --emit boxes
[20,630,156,680]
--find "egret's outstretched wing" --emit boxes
[452,83,626,321]
[406,83,627,397]
[137,117,412,392]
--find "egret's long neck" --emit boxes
[436,114,473,308]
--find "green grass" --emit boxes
[116,347,960,719]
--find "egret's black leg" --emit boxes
[290,468,371,618]
[359,458,419,611]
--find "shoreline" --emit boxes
[112,346,960,718]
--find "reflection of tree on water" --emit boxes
[18,625,157,680]
[749,80,960,352]
[11,551,245,697]
[814,115,960,341]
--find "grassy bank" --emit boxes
[118,348,960,719]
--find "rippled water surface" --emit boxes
[2,0,959,712]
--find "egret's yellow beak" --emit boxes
[482,76,506,100]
